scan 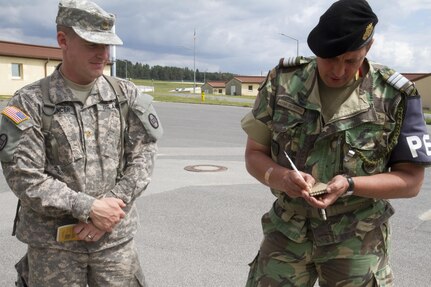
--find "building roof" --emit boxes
[0,40,62,61]
[205,81,226,88]
[232,76,266,84]
[402,73,431,82]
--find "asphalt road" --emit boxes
[0,102,430,286]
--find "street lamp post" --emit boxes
[178,29,196,94]
[193,29,196,94]
[279,33,299,57]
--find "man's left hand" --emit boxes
[74,221,106,242]
[304,174,348,209]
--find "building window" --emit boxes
[218,89,222,94]
[248,85,253,91]
[11,63,23,79]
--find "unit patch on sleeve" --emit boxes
[148,113,160,129]
[1,106,29,125]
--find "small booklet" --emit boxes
[309,182,328,197]
[56,224,80,242]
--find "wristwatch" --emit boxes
[342,175,355,197]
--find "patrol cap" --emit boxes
[307,0,378,58]
[56,0,123,45]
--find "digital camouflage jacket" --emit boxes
[0,69,162,252]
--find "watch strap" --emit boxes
[342,175,355,197]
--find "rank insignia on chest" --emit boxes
[1,106,29,125]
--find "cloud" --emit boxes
[371,34,414,70]
[1,0,430,75]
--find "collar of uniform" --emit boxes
[47,69,78,104]
[310,58,373,123]
[323,81,369,124]
[97,76,118,102]
[81,76,118,108]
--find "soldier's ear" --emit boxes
[57,31,68,49]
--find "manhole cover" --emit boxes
[184,164,228,172]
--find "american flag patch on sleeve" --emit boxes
[1,106,29,125]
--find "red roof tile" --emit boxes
[402,73,431,82]
[0,40,62,60]
[206,81,226,88]
[233,76,266,84]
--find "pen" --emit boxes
[283,151,327,221]
[283,151,304,181]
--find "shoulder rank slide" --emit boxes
[280,56,313,68]
[386,71,417,96]
[1,106,29,125]
[387,72,409,89]
[282,57,300,67]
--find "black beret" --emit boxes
[307,0,378,58]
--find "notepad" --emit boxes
[56,224,79,242]
[309,182,328,197]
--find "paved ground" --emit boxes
[0,101,430,287]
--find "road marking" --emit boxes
[419,209,431,221]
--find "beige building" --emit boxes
[0,40,111,96]
[404,73,431,110]
[201,81,226,95]
[225,76,265,96]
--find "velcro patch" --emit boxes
[1,106,29,125]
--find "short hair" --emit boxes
[56,25,76,36]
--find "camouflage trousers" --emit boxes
[245,213,393,287]
[16,239,147,287]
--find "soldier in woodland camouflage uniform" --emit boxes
[241,0,431,286]
[0,0,162,286]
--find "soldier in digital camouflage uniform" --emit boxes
[0,0,162,286]
[241,0,431,286]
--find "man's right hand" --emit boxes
[89,198,126,232]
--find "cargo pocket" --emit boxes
[15,254,29,287]
[134,267,148,287]
[373,264,393,286]
[268,203,307,243]
[245,253,260,287]
[380,221,391,255]
[363,221,393,286]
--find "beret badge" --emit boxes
[101,21,110,31]
[362,23,374,41]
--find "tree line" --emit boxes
[115,59,235,82]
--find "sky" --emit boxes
[1,0,431,76]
